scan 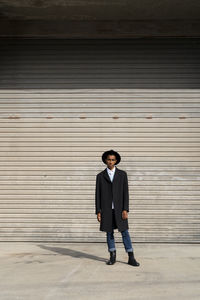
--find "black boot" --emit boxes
[128,252,140,266]
[106,250,116,265]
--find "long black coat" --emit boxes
[95,167,129,232]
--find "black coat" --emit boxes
[95,166,129,232]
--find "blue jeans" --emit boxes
[106,229,133,253]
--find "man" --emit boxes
[95,149,140,266]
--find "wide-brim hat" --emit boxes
[102,149,121,165]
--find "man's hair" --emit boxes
[105,150,117,159]
[102,149,121,165]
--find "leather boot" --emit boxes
[106,250,116,265]
[128,252,140,266]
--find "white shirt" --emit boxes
[107,166,116,209]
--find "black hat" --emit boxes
[102,149,121,165]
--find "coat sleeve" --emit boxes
[95,174,101,215]
[123,172,129,212]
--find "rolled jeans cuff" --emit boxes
[109,247,116,252]
[126,248,133,252]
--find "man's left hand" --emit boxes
[122,210,128,220]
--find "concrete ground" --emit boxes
[0,242,199,300]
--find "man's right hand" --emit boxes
[97,212,101,222]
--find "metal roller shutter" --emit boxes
[0,38,200,242]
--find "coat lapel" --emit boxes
[103,166,119,183]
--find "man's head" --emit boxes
[102,150,121,167]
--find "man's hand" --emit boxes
[97,212,101,222]
[122,210,128,220]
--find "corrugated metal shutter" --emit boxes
[0,38,200,242]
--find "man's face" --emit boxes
[105,154,117,169]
